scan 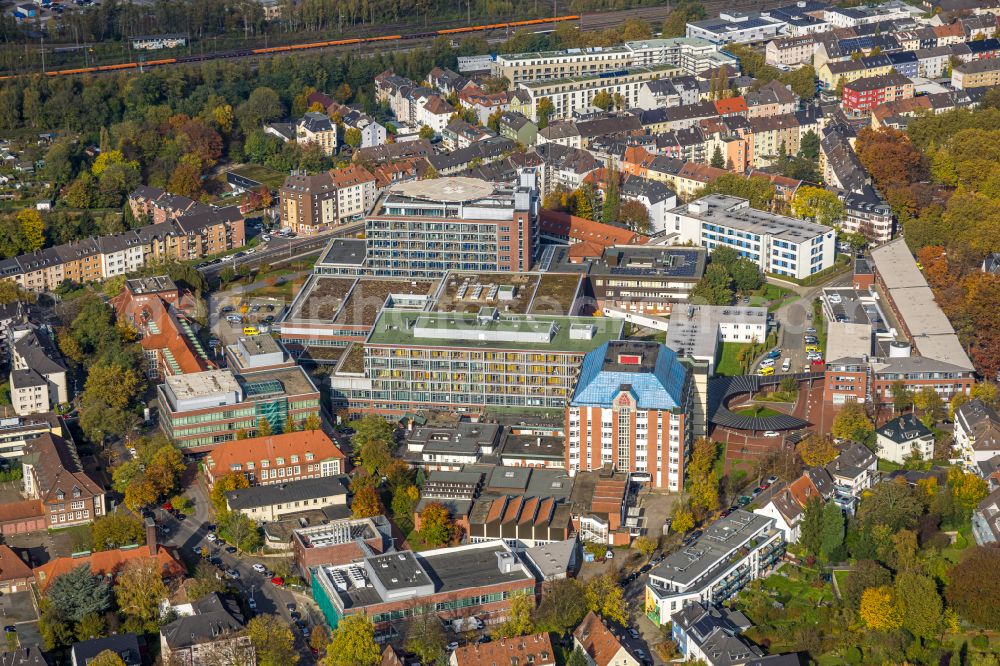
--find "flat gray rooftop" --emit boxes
[650,511,773,587]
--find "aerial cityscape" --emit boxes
[0,0,999,664]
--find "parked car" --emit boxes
[206,533,217,542]
[767,475,779,484]
[827,293,842,304]
[271,577,284,586]
[629,628,640,639]
[763,431,779,438]
[225,569,240,580]
[446,642,460,652]
[252,563,267,574]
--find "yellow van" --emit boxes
[243,326,260,336]
[758,366,775,376]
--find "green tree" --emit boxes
[946,546,1000,630]
[730,259,763,293]
[532,578,588,635]
[323,614,380,666]
[418,125,435,140]
[16,209,46,252]
[820,501,844,560]
[343,128,362,149]
[585,574,627,625]
[114,559,168,630]
[697,173,776,210]
[536,98,554,129]
[799,496,824,559]
[403,607,446,664]
[691,264,734,305]
[601,160,620,225]
[91,511,145,551]
[831,401,874,445]
[710,145,725,169]
[248,614,298,666]
[913,386,945,427]
[74,612,107,641]
[842,559,892,610]
[38,599,74,650]
[634,536,657,559]
[890,379,913,412]
[47,565,112,623]
[857,479,923,531]
[257,417,273,437]
[895,572,941,639]
[496,591,535,638]
[217,511,262,553]
[791,186,844,227]
[568,648,589,666]
[591,91,614,111]
[662,0,705,37]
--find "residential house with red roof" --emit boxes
[34,523,184,592]
[111,276,214,380]
[573,611,639,666]
[0,544,34,592]
[451,633,554,666]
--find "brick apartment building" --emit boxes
[1,190,244,293]
[204,430,346,486]
[279,165,376,235]
[21,433,105,529]
[567,341,692,492]
[111,276,214,380]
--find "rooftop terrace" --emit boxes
[367,310,622,353]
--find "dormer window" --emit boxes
[261,460,269,468]
[73,487,81,498]
[56,490,64,500]
[276,457,285,465]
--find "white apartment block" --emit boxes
[766,35,817,67]
[686,12,787,45]
[646,511,784,624]
[493,38,734,86]
[667,194,836,280]
[518,65,681,122]
[955,400,1000,471]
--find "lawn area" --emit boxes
[737,564,839,657]
[832,569,849,594]
[716,342,754,376]
[734,406,782,418]
[228,163,288,190]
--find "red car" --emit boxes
[271,576,284,586]
[162,502,173,511]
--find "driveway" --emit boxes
[770,272,854,373]
[161,474,318,664]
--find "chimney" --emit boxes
[145,516,157,556]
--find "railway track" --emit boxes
[0,0,789,80]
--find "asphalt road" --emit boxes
[765,271,854,374]
[162,479,320,663]
[199,221,365,277]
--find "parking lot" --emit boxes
[212,297,288,348]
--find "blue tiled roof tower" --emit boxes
[571,340,687,410]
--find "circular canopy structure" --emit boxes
[390,177,495,203]
[707,373,817,432]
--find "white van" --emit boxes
[782,358,791,372]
